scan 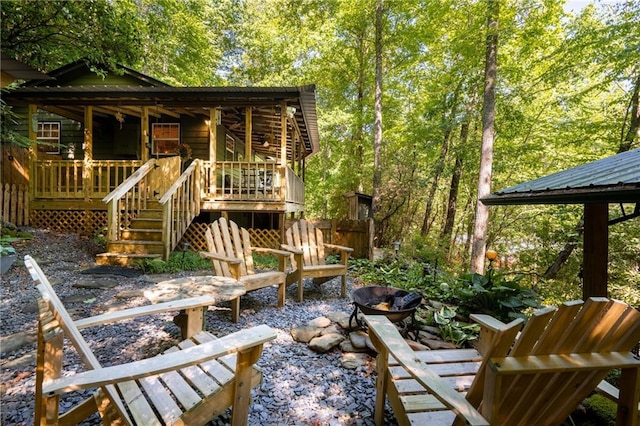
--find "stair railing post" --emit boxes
[162,196,172,261]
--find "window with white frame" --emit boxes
[152,123,180,155]
[37,122,61,153]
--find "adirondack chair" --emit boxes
[281,219,354,302]
[26,255,277,426]
[365,297,640,426]
[200,217,289,322]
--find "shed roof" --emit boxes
[482,148,640,205]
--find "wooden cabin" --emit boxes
[3,61,320,265]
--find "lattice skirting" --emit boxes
[180,223,282,252]
[30,210,107,236]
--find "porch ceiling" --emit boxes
[3,85,320,158]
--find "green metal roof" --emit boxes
[482,148,640,205]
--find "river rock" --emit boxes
[349,330,369,349]
[339,353,370,369]
[308,333,345,353]
[307,316,331,328]
[340,339,369,353]
[291,325,323,343]
[422,339,458,350]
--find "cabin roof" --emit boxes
[481,148,640,205]
[4,62,320,156]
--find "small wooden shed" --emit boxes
[481,148,640,300]
[345,192,372,220]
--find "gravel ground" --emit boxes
[1,228,398,425]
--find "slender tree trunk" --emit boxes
[619,74,640,153]
[441,125,467,246]
[372,0,384,241]
[471,0,499,273]
[420,92,459,236]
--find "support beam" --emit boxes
[82,106,93,201]
[141,107,149,162]
[245,107,252,161]
[583,203,608,299]
[28,104,38,202]
[280,102,287,167]
[210,108,219,194]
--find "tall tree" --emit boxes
[0,0,143,71]
[471,0,499,273]
[372,0,384,233]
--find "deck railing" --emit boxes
[159,159,201,259]
[201,161,304,205]
[32,159,142,199]
[32,158,305,207]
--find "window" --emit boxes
[37,122,61,153]
[152,123,180,155]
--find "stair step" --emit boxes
[96,252,162,267]
[121,229,163,241]
[129,218,163,229]
[107,240,164,255]
[136,209,163,219]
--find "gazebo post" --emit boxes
[583,203,609,299]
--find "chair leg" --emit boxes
[341,274,347,298]
[297,270,304,302]
[277,280,285,308]
[231,297,240,323]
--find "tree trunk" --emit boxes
[420,92,459,236]
[441,124,467,247]
[372,0,384,241]
[471,0,499,274]
[619,74,639,153]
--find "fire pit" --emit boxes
[349,286,422,335]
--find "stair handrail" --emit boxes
[158,159,202,259]
[103,159,157,242]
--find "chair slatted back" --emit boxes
[481,298,640,425]
[25,255,133,425]
[204,217,255,277]
[285,219,326,268]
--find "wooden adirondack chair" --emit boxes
[200,217,289,322]
[26,255,277,426]
[281,219,354,302]
[365,298,640,426]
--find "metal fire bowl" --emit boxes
[351,285,421,323]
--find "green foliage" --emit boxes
[0,244,16,256]
[455,270,542,323]
[134,251,212,274]
[581,394,617,426]
[252,252,279,270]
[427,305,480,347]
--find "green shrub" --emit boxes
[135,251,213,273]
[454,270,542,323]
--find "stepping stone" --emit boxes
[291,325,323,343]
[307,316,331,328]
[339,353,369,369]
[308,333,344,353]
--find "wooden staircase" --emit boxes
[96,201,165,267]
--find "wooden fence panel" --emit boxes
[1,183,29,226]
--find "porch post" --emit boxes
[280,102,287,202]
[583,203,608,299]
[209,108,218,194]
[82,106,93,201]
[27,104,38,202]
[280,102,287,167]
[245,107,252,161]
[141,107,149,162]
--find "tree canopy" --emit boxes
[2,0,638,304]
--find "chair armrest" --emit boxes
[469,314,507,332]
[323,243,354,253]
[74,296,216,330]
[364,315,489,426]
[280,244,303,255]
[42,325,277,396]
[252,247,292,257]
[199,250,242,264]
[489,352,640,375]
